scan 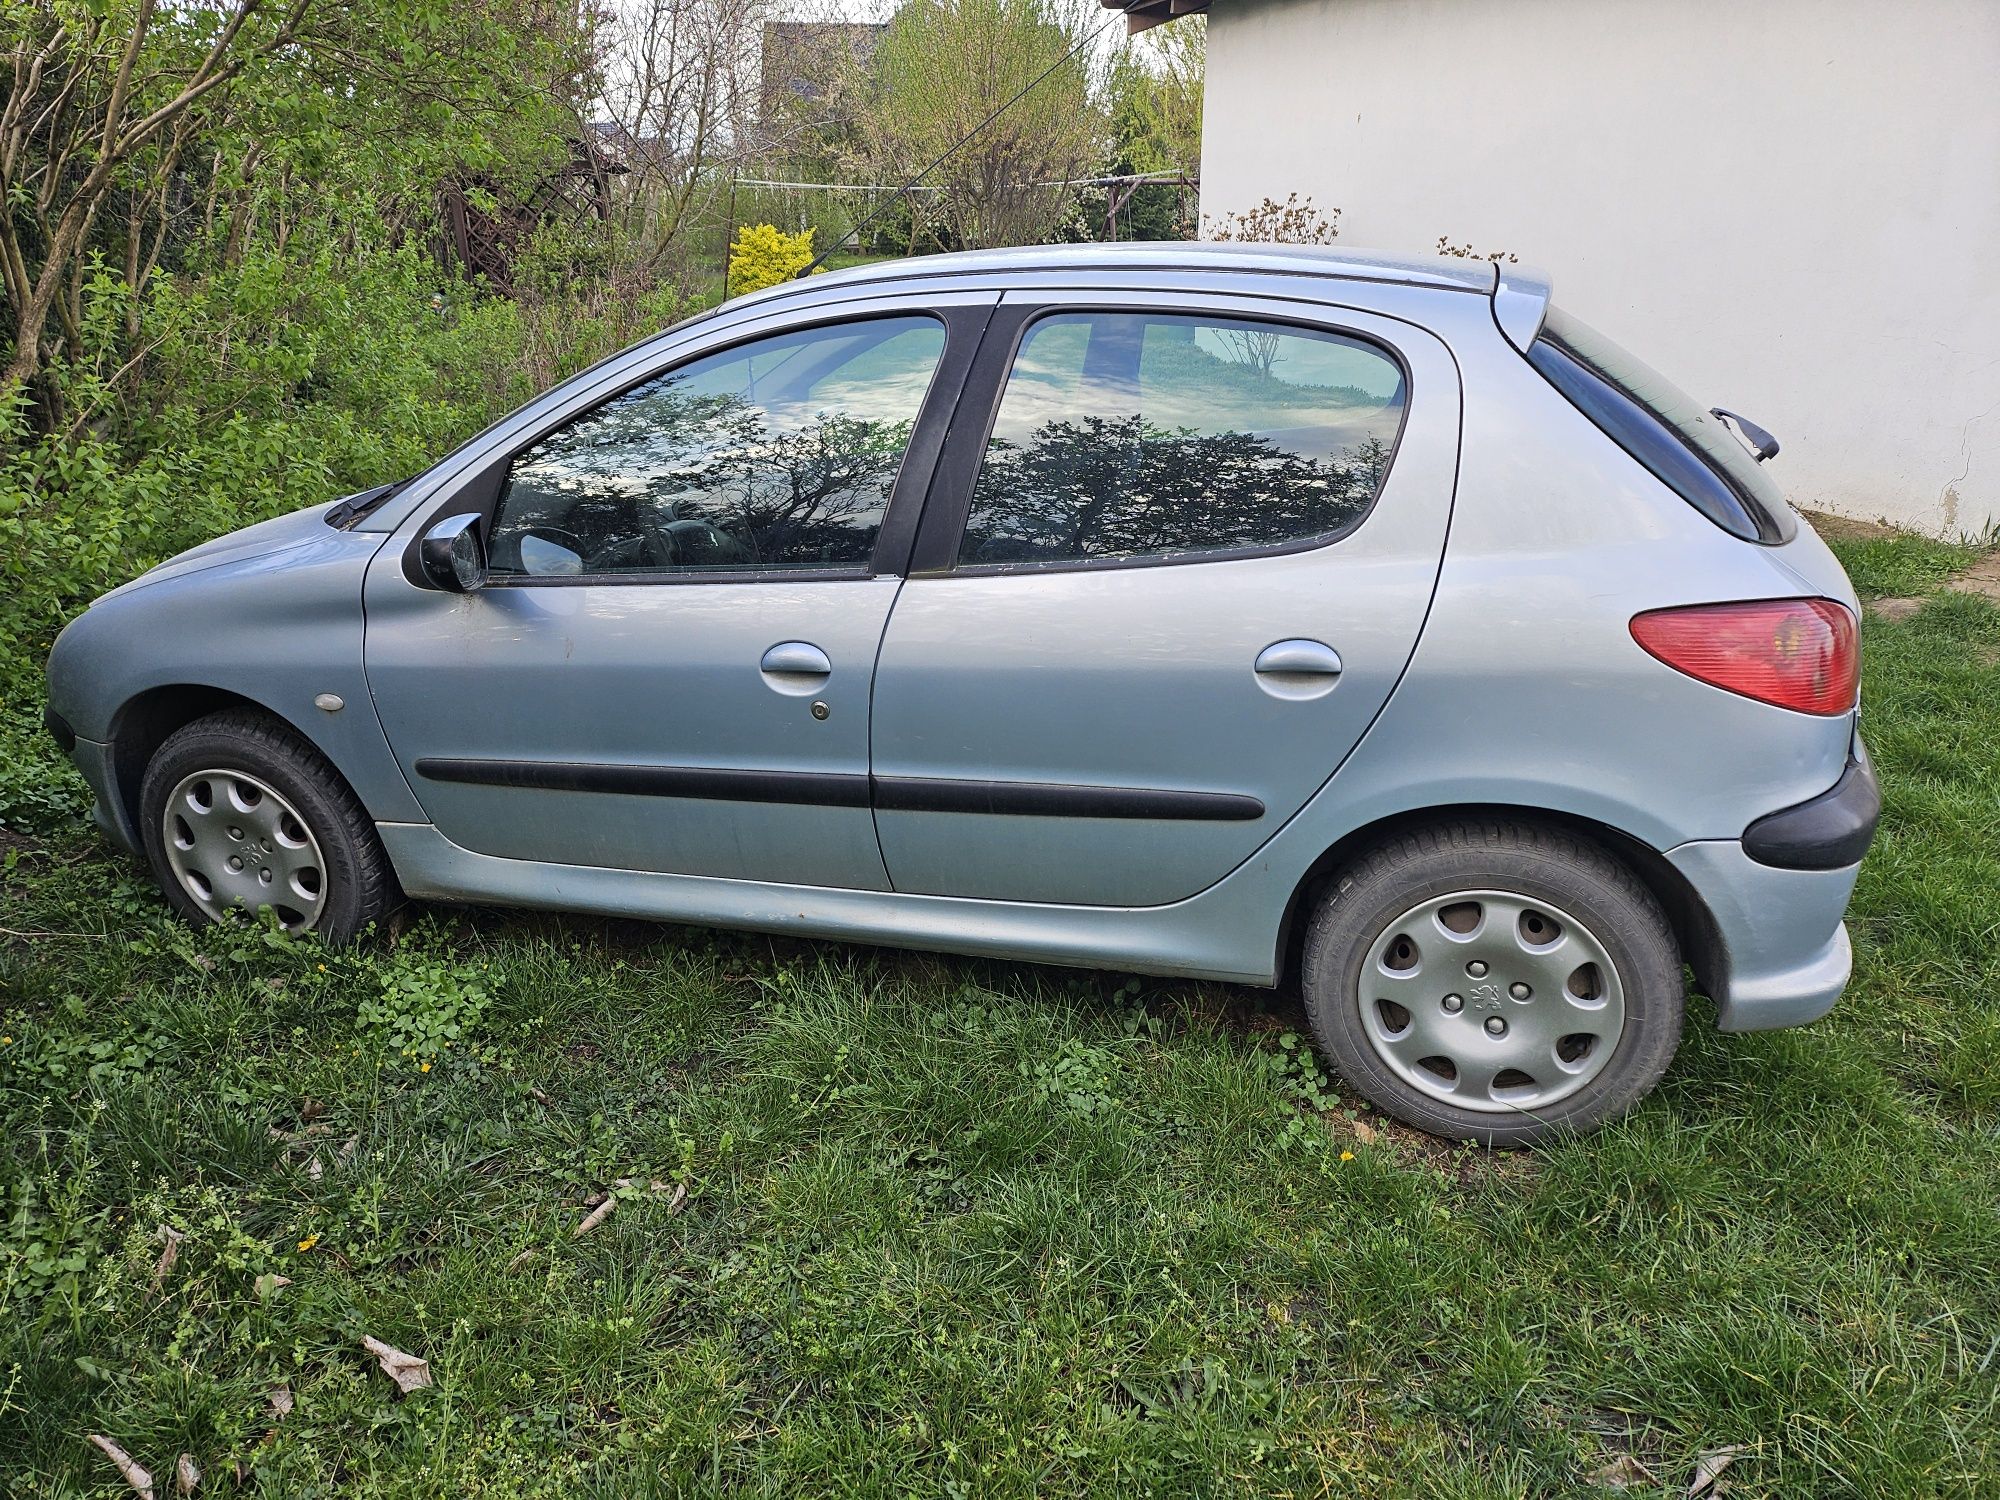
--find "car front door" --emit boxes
[363,293,991,888]
[868,291,1461,906]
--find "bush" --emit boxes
[0,243,708,834]
[727,224,817,297]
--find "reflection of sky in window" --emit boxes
[511,321,942,505]
[990,314,1404,464]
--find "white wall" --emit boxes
[1200,0,2000,534]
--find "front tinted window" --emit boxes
[489,316,945,577]
[1528,307,1795,544]
[958,312,1407,567]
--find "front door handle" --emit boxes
[760,640,832,694]
[1255,639,1343,676]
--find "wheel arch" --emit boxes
[105,685,325,844]
[1275,804,1725,1008]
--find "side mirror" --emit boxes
[420,513,487,592]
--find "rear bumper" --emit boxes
[1742,745,1880,870]
[1667,838,1860,1031]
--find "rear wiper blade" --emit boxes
[1710,407,1780,463]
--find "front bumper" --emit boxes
[1667,839,1861,1031]
[65,734,142,856]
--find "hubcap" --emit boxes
[1357,889,1626,1114]
[161,769,326,932]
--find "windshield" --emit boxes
[1530,307,1795,544]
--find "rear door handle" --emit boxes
[1255,639,1343,676]
[761,640,832,678]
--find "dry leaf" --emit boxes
[505,1246,538,1273]
[190,953,217,972]
[299,1096,323,1121]
[361,1334,433,1393]
[175,1452,200,1494]
[268,1385,294,1420]
[572,1197,617,1238]
[1352,1119,1380,1145]
[528,1086,554,1106]
[306,1157,323,1182]
[151,1226,185,1292]
[87,1434,154,1497]
[1587,1453,1658,1490]
[254,1274,292,1298]
[1690,1444,1749,1496]
[337,1134,359,1165]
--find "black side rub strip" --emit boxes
[415,758,871,808]
[414,759,1264,822]
[1741,752,1880,871]
[873,776,1263,821]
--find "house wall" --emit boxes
[1200,0,2000,534]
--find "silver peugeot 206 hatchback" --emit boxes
[44,243,1877,1144]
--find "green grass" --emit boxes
[3,533,1998,1496]
[1817,526,1980,600]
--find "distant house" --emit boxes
[1113,0,1999,533]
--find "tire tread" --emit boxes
[1302,816,1682,1146]
[138,708,399,942]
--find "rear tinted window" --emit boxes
[957,311,1406,568]
[1527,307,1794,544]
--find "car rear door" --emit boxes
[363,291,992,889]
[868,289,1461,906]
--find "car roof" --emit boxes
[725,240,1504,313]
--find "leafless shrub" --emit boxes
[1203,193,1340,245]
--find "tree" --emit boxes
[859,0,1104,251]
[588,0,767,278]
[0,0,585,405]
[1,1,309,396]
[1102,15,1202,239]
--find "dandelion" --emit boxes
[1339,1150,1355,1162]
[316,963,326,972]
[297,1233,320,1252]
[419,1061,432,1073]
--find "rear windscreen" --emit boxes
[1527,307,1795,544]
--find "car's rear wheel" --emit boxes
[1302,819,1683,1146]
[139,709,398,943]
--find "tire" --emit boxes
[139,708,400,944]
[1302,819,1683,1147]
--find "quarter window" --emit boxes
[957,311,1407,568]
[489,316,946,577]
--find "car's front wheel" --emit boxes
[139,708,398,943]
[1302,819,1683,1146]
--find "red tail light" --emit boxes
[1630,598,1858,716]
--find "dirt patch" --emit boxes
[1949,551,2000,601]
[1800,508,1902,543]
[1867,597,1926,622]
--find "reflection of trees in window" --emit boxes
[961,415,1393,565]
[493,380,913,572]
[1214,325,1286,378]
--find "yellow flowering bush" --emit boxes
[727,223,816,297]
